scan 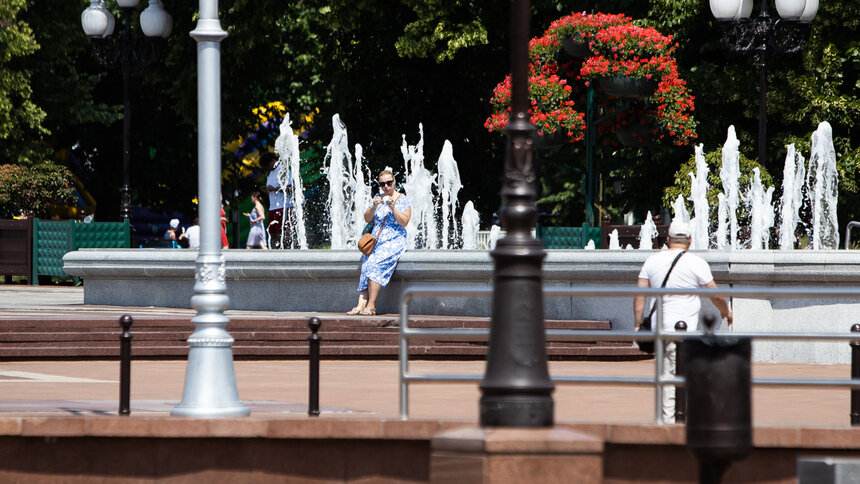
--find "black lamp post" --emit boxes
[710,0,817,166]
[478,0,554,427]
[81,0,172,222]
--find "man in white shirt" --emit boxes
[259,152,292,249]
[182,218,200,249]
[633,219,733,423]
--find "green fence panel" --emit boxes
[32,219,129,283]
[537,224,602,249]
[32,219,73,280]
[73,219,130,249]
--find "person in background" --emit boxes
[259,152,292,249]
[244,192,268,249]
[164,219,184,248]
[179,217,200,249]
[220,195,229,249]
[633,219,733,423]
[346,169,411,316]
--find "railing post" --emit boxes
[851,323,860,426]
[119,314,133,416]
[674,320,687,423]
[685,315,751,484]
[308,317,321,417]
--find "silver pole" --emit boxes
[172,0,249,418]
[399,298,410,420]
[654,297,664,424]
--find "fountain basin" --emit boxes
[64,248,860,364]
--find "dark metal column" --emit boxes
[479,0,554,427]
[120,49,132,222]
[755,19,768,169]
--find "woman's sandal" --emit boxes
[359,307,376,316]
[346,306,362,315]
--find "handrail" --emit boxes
[846,221,860,249]
[398,283,860,423]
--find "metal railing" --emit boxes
[398,284,860,423]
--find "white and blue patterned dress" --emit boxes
[358,194,411,291]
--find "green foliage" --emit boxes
[396,1,489,62]
[662,147,773,218]
[0,162,77,218]
[0,0,48,164]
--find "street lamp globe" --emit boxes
[115,0,140,8]
[736,0,753,19]
[710,0,742,20]
[800,0,818,22]
[140,0,171,38]
[81,0,115,38]
[775,0,808,19]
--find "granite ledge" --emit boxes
[1,416,858,451]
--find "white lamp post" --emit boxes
[711,0,818,165]
[171,0,249,418]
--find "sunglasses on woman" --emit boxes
[379,180,394,187]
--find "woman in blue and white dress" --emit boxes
[347,170,412,315]
[244,191,268,249]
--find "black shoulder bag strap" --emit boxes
[647,251,686,321]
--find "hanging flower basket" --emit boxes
[599,75,658,98]
[485,12,698,147]
[561,34,591,58]
[533,130,568,149]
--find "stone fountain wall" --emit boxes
[64,249,860,364]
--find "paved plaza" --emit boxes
[0,286,852,427]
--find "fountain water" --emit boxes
[322,114,370,249]
[807,121,839,249]
[317,116,476,250]
[719,126,742,250]
[274,113,308,249]
[400,125,438,249]
[437,140,463,249]
[487,225,501,250]
[745,167,775,249]
[671,123,838,251]
[460,201,480,249]
[638,211,657,249]
[608,229,621,250]
[778,144,806,250]
[688,145,710,250]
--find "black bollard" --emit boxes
[674,320,688,423]
[851,324,860,426]
[684,316,751,484]
[308,317,321,417]
[118,314,133,416]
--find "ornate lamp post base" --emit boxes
[171,258,249,417]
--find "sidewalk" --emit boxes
[1,286,853,427]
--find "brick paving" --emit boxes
[0,285,853,428]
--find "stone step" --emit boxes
[0,343,644,359]
[0,315,645,360]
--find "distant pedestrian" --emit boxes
[259,152,293,249]
[180,217,200,249]
[220,195,229,249]
[164,218,183,248]
[633,220,733,423]
[244,192,268,249]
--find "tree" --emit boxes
[0,162,76,218]
[0,0,48,165]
